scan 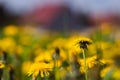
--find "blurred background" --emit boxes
[1,0,120,32]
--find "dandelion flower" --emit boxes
[76,37,92,80]
[22,61,32,74]
[3,25,18,36]
[0,37,16,51]
[28,62,53,78]
[77,37,92,49]
[34,50,52,62]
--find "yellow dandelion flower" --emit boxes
[65,36,82,54]
[0,37,16,51]
[22,61,32,74]
[15,45,23,56]
[79,56,96,71]
[35,48,64,67]
[34,50,52,62]
[3,25,18,36]
[86,56,98,68]
[76,37,92,49]
[58,49,67,61]
[79,55,106,72]
[28,62,53,78]
[100,66,112,78]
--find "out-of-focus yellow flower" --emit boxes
[3,25,18,36]
[22,61,32,74]
[34,50,52,62]
[79,55,106,73]
[100,66,112,78]
[0,61,5,69]
[35,48,65,67]
[15,45,23,56]
[79,56,97,71]
[112,67,120,80]
[95,41,111,51]
[86,56,98,68]
[103,45,120,60]
[102,50,120,78]
[87,44,96,56]
[0,37,16,51]
[50,60,62,68]
[58,49,67,61]
[28,62,53,78]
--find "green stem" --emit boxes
[82,49,88,80]
[54,60,56,80]
[54,59,59,80]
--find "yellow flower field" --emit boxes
[0,24,120,80]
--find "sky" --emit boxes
[69,0,120,13]
[1,0,120,14]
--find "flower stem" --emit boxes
[54,60,59,80]
[82,49,88,80]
